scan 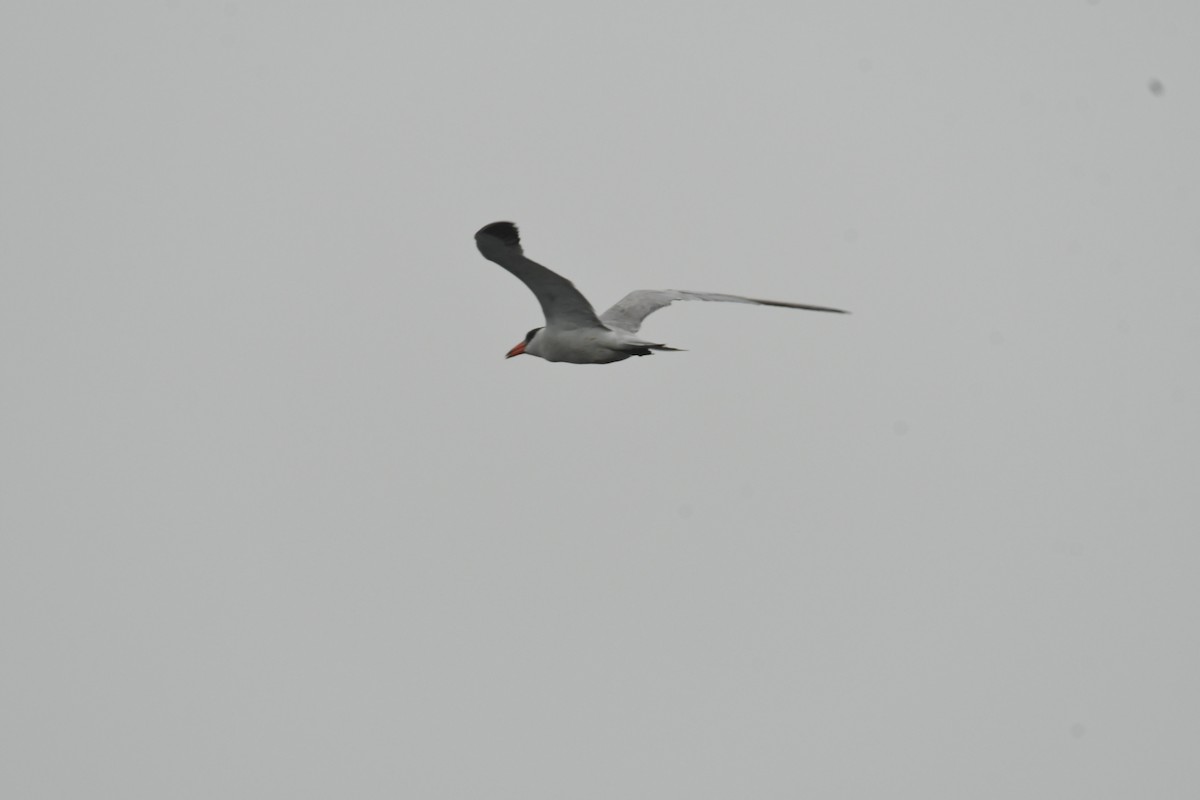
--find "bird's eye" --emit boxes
[525,328,541,343]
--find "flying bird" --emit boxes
[475,221,847,364]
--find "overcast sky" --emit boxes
[3,2,1199,797]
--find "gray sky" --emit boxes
[3,2,1199,797]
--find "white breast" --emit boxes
[527,326,638,364]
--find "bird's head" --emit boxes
[506,327,543,359]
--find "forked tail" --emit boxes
[622,342,685,356]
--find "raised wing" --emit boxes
[599,290,848,333]
[475,222,603,330]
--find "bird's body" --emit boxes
[523,326,638,362]
[522,325,663,364]
[474,221,846,364]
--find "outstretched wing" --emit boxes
[599,289,848,333]
[474,222,603,330]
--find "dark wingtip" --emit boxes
[476,221,521,246]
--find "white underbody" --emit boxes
[525,324,662,364]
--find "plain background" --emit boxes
[3,2,1198,797]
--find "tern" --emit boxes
[475,221,847,364]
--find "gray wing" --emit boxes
[599,290,848,333]
[475,222,603,329]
